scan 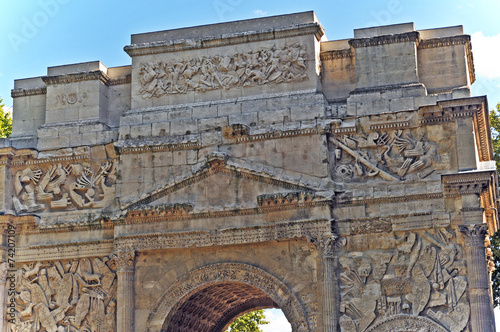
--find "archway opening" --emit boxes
[162,282,281,332]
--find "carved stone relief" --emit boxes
[148,263,311,332]
[329,130,437,182]
[138,43,308,98]
[12,160,116,214]
[339,229,469,332]
[54,93,88,108]
[8,257,117,332]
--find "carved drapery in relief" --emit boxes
[338,229,469,332]
[8,257,117,332]
[12,160,116,215]
[330,129,438,182]
[138,43,309,98]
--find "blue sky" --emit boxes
[1,0,500,110]
[1,1,500,330]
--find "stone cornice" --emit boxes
[419,97,493,162]
[114,218,331,251]
[349,31,419,48]
[42,70,110,85]
[441,171,494,198]
[122,200,329,225]
[108,75,132,86]
[418,35,475,84]
[124,23,324,56]
[319,49,353,60]
[117,141,202,155]
[11,86,46,98]
[14,239,114,262]
[336,192,443,206]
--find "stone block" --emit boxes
[198,117,228,131]
[290,105,324,121]
[389,97,415,112]
[228,112,258,127]
[192,106,218,119]
[218,104,242,116]
[152,122,170,137]
[130,124,152,138]
[121,114,143,126]
[169,108,193,121]
[170,120,198,136]
[143,111,169,124]
[258,109,290,125]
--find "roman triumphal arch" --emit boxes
[0,11,498,332]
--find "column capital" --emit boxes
[309,234,345,258]
[459,224,489,248]
[113,250,136,273]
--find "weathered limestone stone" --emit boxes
[1,11,497,332]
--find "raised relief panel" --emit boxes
[12,160,116,214]
[138,44,309,98]
[339,228,469,332]
[330,129,438,182]
[9,256,117,332]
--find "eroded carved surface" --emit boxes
[148,263,311,332]
[339,229,469,332]
[8,257,117,332]
[138,43,308,98]
[164,283,277,332]
[330,130,437,182]
[12,160,116,214]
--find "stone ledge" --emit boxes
[124,23,324,56]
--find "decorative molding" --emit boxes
[336,193,443,206]
[137,44,309,98]
[419,103,482,124]
[349,31,419,48]
[117,141,201,155]
[442,171,493,198]
[11,86,47,98]
[124,23,324,56]
[224,126,320,143]
[123,200,329,225]
[15,240,114,262]
[320,49,353,60]
[42,70,110,85]
[19,218,114,235]
[369,121,411,131]
[108,75,132,86]
[115,219,331,252]
[418,35,471,50]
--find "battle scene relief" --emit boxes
[8,257,117,332]
[330,128,440,182]
[339,228,469,332]
[12,160,116,215]
[138,43,309,98]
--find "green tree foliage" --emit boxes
[490,103,500,307]
[490,102,500,172]
[225,310,270,332]
[0,98,12,138]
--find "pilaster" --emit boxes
[115,250,136,332]
[459,224,496,332]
